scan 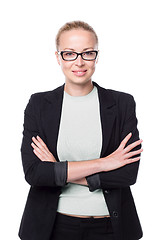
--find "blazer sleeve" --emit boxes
[21,94,68,187]
[86,94,141,192]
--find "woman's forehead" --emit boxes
[59,29,97,51]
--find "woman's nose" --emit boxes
[75,55,85,66]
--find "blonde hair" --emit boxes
[55,20,98,50]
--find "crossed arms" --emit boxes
[31,133,142,187]
[21,93,142,190]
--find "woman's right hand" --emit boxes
[99,133,143,172]
[31,136,57,162]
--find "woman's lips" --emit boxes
[72,70,87,77]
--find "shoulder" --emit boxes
[96,84,136,117]
[94,82,135,104]
[103,87,133,100]
[100,88,137,119]
[99,84,135,106]
[28,84,64,104]
[104,90,136,119]
[24,85,64,115]
[109,89,135,104]
[29,90,51,103]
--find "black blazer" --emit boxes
[19,81,143,240]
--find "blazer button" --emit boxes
[113,211,118,218]
[104,190,110,194]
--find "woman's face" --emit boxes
[55,29,98,86]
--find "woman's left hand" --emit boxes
[31,136,57,162]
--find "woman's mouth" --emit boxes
[72,70,87,77]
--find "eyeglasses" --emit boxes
[58,50,98,61]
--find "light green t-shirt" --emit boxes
[57,85,109,216]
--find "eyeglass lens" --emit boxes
[61,51,97,61]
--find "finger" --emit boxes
[125,156,141,165]
[125,148,143,159]
[32,142,50,161]
[32,137,49,155]
[33,149,45,161]
[124,139,143,153]
[32,136,40,147]
[31,142,44,156]
[31,140,54,161]
[119,132,132,149]
[32,136,43,148]
[32,136,56,162]
[36,136,49,151]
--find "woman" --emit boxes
[19,21,143,240]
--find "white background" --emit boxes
[0,0,160,239]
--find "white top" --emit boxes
[57,86,109,216]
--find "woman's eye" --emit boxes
[65,52,75,56]
[84,51,93,55]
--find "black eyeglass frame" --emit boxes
[58,50,99,61]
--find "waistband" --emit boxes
[55,212,112,225]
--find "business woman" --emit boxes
[19,21,143,240]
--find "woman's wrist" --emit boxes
[71,178,88,186]
[96,157,105,172]
[67,158,103,182]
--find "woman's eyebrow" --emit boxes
[83,47,94,51]
[63,48,75,51]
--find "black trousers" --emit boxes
[51,212,114,240]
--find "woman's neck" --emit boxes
[64,80,94,97]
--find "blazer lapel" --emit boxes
[43,84,65,162]
[92,81,116,157]
[44,81,116,161]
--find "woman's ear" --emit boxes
[96,50,99,64]
[55,51,60,65]
[96,56,99,64]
